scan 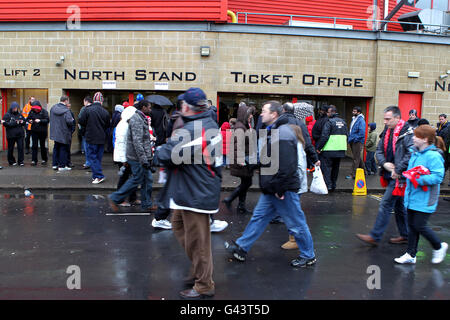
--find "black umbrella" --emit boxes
[145,95,173,107]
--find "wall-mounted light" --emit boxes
[408,72,420,78]
[200,46,210,57]
[56,55,65,66]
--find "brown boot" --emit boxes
[281,235,298,250]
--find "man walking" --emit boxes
[152,87,222,299]
[78,92,110,184]
[108,99,154,212]
[50,96,74,171]
[346,106,366,179]
[315,105,348,192]
[225,100,316,268]
[356,106,413,246]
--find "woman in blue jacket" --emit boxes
[394,125,448,265]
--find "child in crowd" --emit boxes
[365,122,377,175]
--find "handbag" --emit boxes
[310,165,328,195]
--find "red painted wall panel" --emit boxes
[228,0,419,31]
[0,0,227,22]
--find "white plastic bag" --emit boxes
[310,165,328,195]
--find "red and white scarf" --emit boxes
[383,119,405,156]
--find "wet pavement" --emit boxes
[0,189,449,300]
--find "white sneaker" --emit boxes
[151,218,172,230]
[210,219,228,233]
[394,253,416,264]
[52,166,58,170]
[58,166,72,171]
[92,177,105,184]
[432,242,448,264]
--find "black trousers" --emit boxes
[319,154,341,190]
[25,130,31,151]
[31,132,48,162]
[7,137,24,165]
[407,209,442,258]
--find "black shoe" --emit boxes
[237,203,252,214]
[291,257,317,268]
[19,163,24,166]
[270,216,283,224]
[41,161,47,165]
[222,198,233,210]
[25,150,30,155]
[224,240,247,262]
[31,161,37,166]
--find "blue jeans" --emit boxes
[365,151,377,173]
[86,143,104,179]
[370,179,408,242]
[109,160,153,209]
[81,136,91,166]
[236,192,315,260]
[52,142,69,168]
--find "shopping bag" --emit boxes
[310,165,328,195]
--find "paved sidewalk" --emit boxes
[1,152,449,193]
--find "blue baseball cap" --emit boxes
[179,87,207,107]
[136,93,144,101]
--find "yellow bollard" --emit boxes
[352,168,367,196]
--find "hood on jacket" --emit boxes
[9,102,20,113]
[114,104,124,113]
[272,113,290,129]
[221,122,231,131]
[120,105,137,122]
[52,103,70,116]
[369,122,376,131]
[31,100,43,113]
[305,115,314,123]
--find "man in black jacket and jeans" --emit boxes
[78,92,110,184]
[225,100,316,268]
[2,102,26,166]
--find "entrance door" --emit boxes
[398,92,422,121]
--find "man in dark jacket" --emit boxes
[152,87,222,299]
[347,106,366,179]
[407,109,420,129]
[78,92,110,184]
[315,105,348,192]
[356,106,413,246]
[148,103,168,147]
[2,102,26,166]
[109,100,154,212]
[26,100,49,165]
[50,96,74,171]
[311,105,330,143]
[225,100,316,268]
[437,114,449,137]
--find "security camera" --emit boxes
[56,56,65,67]
[439,74,448,79]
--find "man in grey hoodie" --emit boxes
[50,95,74,171]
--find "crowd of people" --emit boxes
[0,90,449,299]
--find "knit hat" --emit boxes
[122,101,130,108]
[93,92,103,103]
[369,122,376,131]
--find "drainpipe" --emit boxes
[227,10,237,23]
[384,0,389,30]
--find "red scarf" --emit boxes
[380,119,406,195]
[383,119,405,156]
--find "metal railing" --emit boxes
[236,12,450,35]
